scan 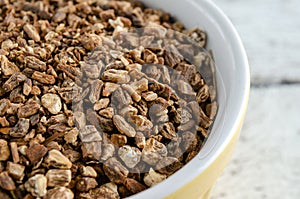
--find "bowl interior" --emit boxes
[129,0,250,198]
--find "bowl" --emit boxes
[128,0,250,198]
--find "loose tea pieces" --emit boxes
[0,0,218,198]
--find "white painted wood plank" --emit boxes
[211,85,300,199]
[213,0,300,84]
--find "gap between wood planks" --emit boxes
[251,79,300,88]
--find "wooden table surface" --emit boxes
[210,0,300,198]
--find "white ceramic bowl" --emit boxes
[129,0,250,198]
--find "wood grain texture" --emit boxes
[211,86,300,199]
[211,0,300,198]
[213,0,300,84]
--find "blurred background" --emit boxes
[211,0,300,198]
